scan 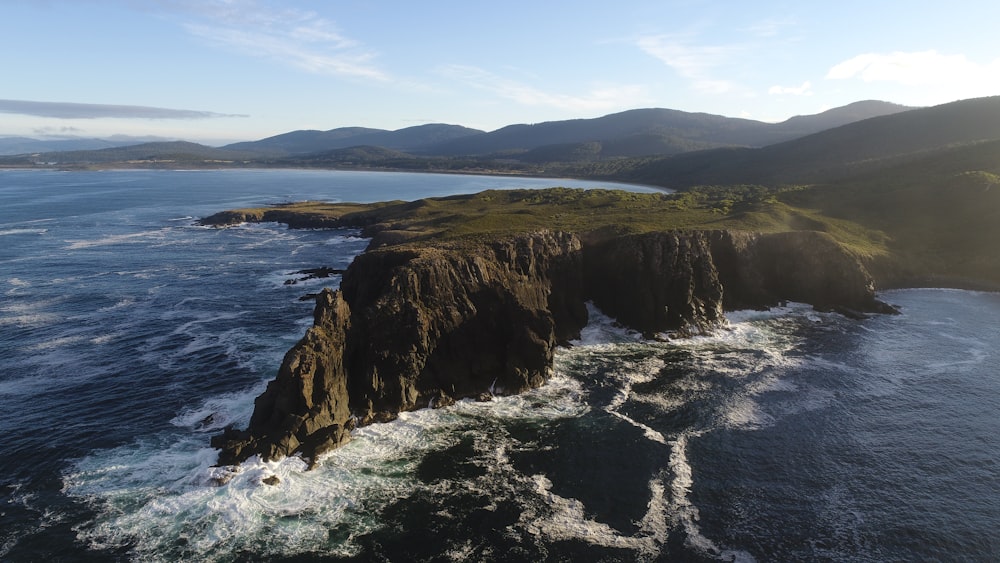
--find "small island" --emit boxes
[205,186,916,468]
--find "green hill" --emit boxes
[0,141,257,166]
[429,101,910,157]
[617,96,1000,188]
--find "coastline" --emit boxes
[0,162,668,194]
[205,190,902,466]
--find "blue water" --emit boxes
[1,169,998,561]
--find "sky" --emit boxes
[2,0,999,145]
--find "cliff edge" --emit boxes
[213,228,893,467]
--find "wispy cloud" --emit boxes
[769,81,813,96]
[162,0,388,81]
[634,35,740,94]
[746,17,797,38]
[0,99,245,119]
[439,65,651,112]
[826,50,1000,88]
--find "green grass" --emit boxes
[215,148,1000,290]
[220,186,893,258]
[778,140,1000,287]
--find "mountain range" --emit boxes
[617,96,1000,188]
[6,95,1000,289]
[0,135,181,156]
[5,97,1000,202]
[1,99,910,163]
[218,100,910,159]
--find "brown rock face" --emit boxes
[339,231,586,419]
[584,231,725,337]
[709,230,896,315]
[216,231,586,466]
[212,289,353,467]
[214,229,894,467]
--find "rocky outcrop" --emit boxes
[339,231,586,420]
[215,231,587,466]
[199,209,347,229]
[212,289,354,467]
[709,230,899,316]
[584,231,725,337]
[214,228,895,467]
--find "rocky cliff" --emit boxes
[214,228,894,467]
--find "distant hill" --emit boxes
[785,136,1000,287]
[0,141,257,165]
[218,101,909,160]
[426,101,912,157]
[617,96,1000,188]
[281,145,416,165]
[0,135,173,156]
[2,100,911,166]
[768,100,913,139]
[223,124,483,156]
[222,127,383,156]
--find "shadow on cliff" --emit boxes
[212,228,896,468]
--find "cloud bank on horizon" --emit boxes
[2,0,998,143]
[0,99,247,120]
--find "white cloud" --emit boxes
[0,99,244,119]
[826,50,1000,88]
[185,23,386,81]
[635,35,739,94]
[746,17,797,38]
[162,0,387,81]
[768,81,813,96]
[439,65,652,113]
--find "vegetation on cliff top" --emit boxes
[205,139,1000,291]
[205,184,890,260]
[196,98,1000,289]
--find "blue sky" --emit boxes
[3,0,999,144]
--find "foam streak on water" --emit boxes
[63,376,593,561]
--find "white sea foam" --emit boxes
[0,365,112,396]
[90,332,120,345]
[570,302,643,346]
[323,234,366,245]
[524,473,661,554]
[0,295,66,327]
[61,297,837,561]
[24,334,88,352]
[171,380,270,432]
[724,301,816,324]
[0,312,61,328]
[260,268,342,291]
[602,353,670,445]
[667,431,755,560]
[0,228,48,236]
[65,229,171,250]
[558,299,827,560]
[98,297,136,312]
[64,372,594,561]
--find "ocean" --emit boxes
[1,169,998,561]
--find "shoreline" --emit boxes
[0,163,669,193]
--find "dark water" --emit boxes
[1,170,998,562]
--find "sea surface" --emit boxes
[1,169,998,562]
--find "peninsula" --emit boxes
[205,187,902,467]
[203,97,1000,468]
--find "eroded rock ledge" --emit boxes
[212,228,894,467]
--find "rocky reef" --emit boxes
[213,227,895,467]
